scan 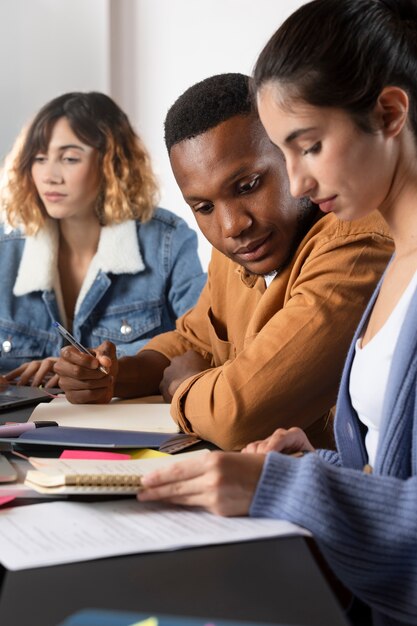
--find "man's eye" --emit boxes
[302,142,321,156]
[239,176,260,194]
[194,202,214,215]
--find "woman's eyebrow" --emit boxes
[57,144,86,151]
[285,127,317,144]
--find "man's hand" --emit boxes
[242,426,315,455]
[54,340,117,404]
[159,350,211,402]
[138,451,265,516]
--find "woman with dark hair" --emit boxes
[0,92,205,387]
[137,2,417,623]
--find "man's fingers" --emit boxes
[59,347,100,370]
[57,375,113,391]
[92,341,117,371]
[55,352,106,380]
[64,386,114,404]
[55,342,116,404]
[97,354,113,369]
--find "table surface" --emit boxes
[0,403,349,626]
[0,536,349,626]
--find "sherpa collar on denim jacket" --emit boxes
[13,218,145,311]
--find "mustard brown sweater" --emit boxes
[144,211,393,450]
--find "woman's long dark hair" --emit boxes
[253,0,417,137]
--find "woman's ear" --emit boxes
[374,86,409,138]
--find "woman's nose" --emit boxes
[42,162,63,184]
[287,159,315,199]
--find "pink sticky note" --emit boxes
[60,450,131,460]
[0,496,15,507]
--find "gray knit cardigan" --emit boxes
[251,271,417,626]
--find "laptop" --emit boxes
[0,382,53,411]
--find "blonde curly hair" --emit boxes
[1,92,159,235]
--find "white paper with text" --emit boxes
[0,499,309,570]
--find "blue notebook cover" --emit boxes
[58,609,298,626]
[0,426,200,453]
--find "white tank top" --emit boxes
[349,269,417,467]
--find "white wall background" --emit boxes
[0,0,305,269]
[0,0,109,160]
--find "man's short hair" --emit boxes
[164,73,253,153]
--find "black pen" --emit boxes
[53,321,109,375]
[0,421,58,437]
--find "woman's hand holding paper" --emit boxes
[138,451,265,516]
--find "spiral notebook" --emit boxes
[24,450,206,495]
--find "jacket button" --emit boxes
[1,339,12,353]
[120,321,132,335]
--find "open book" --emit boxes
[24,450,207,495]
[29,396,179,434]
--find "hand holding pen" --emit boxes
[53,326,117,404]
[53,322,110,376]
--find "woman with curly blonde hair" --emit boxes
[0,91,205,387]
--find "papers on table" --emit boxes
[1,396,309,574]
[29,396,179,433]
[0,498,309,570]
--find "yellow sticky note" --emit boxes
[129,618,158,626]
[129,448,169,459]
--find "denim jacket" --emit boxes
[0,207,206,370]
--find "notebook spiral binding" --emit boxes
[72,474,142,487]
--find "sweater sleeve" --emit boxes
[317,448,341,465]
[250,451,417,624]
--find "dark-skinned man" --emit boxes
[55,73,393,450]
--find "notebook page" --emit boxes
[29,396,179,433]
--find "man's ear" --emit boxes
[374,86,409,138]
